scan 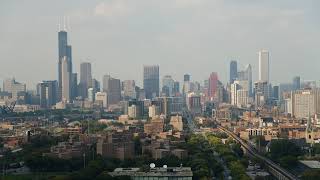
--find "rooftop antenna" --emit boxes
[58,17,61,31]
[67,16,71,31]
[63,16,67,31]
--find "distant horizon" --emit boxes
[1,0,319,88]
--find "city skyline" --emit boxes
[1,0,320,88]
[2,2,320,179]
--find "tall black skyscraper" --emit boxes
[272,85,279,100]
[58,28,72,101]
[229,60,237,83]
[173,81,180,96]
[71,73,78,99]
[292,76,301,91]
[143,65,159,99]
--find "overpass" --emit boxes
[217,125,299,180]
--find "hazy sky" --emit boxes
[1,0,319,89]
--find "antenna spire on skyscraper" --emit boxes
[58,17,61,31]
[67,16,71,31]
[63,16,67,31]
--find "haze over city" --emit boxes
[2,1,320,180]
[1,0,320,88]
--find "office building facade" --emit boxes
[79,62,92,98]
[230,60,238,83]
[143,65,159,99]
[39,80,58,109]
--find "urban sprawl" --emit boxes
[1,28,320,180]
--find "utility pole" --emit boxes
[83,153,86,169]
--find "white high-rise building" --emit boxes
[95,92,108,108]
[258,50,270,82]
[237,89,249,108]
[88,88,94,102]
[61,56,71,102]
[231,80,249,108]
[122,80,136,99]
[128,105,137,118]
[148,105,160,118]
[291,89,320,118]
[230,83,240,106]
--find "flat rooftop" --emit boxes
[110,167,193,177]
[299,160,320,169]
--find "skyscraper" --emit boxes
[229,61,238,84]
[184,74,190,82]
[162,75,174,97]
[108,78,121,105]
[246,64,253,97]
[71,73,78,99]
[79,62,92,98]
[293,76,301,91]
[238,64,253,97]
[122,80,136,100]
[103,75,121,105]
[258,50,270,82]
[272,85,279,100]
[39,80,58,108]
[231,80,249,108]
[183,74,191,95]
[95,92,108,108]
[173,81,180,96]
[103,75,111,92]
[88,88,94,102]
[143,65,159,99]
[58,28,72,101]
[208,72,218,100]
[61,57,71,102]
[91,78,101,92]
[254,81,271,107]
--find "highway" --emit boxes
[217,125,299,180]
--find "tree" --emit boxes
[231,143,244,157]
[229,161,250,180]
[207,135,221,146]
[301,169,320,180]
[156,155,181,167]
[269,139,302,161]
[313,143,320,155]
[279,155,297,168]
[94,173,116,180]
